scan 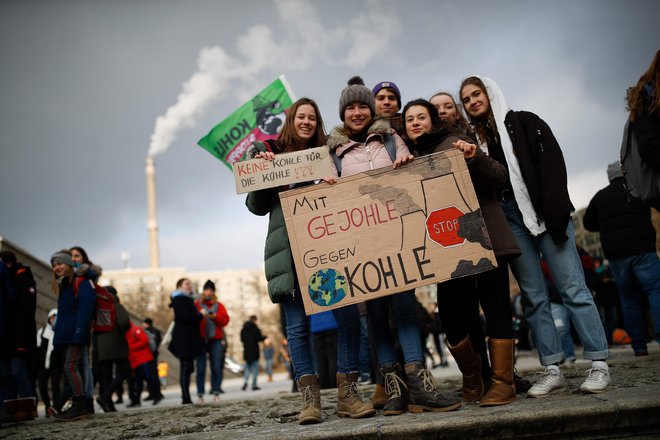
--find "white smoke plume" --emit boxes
[147,0,401,157]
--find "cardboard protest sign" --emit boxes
[233,147,332,194]
[279,149,497,315]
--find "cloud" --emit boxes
[147,0,402,158]
[338,0,402,68]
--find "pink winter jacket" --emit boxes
[326,118,411,178]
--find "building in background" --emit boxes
[572,208,605,259]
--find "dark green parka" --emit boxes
[245,141,299,303]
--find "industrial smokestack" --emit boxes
[145,156,160,269]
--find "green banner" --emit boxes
[197,75,295,170]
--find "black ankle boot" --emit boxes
[54,396,90,422]
[405,363,462,413]
[381,363,408,416]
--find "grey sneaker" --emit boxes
[527,368,565,398]
[579,367,610,394]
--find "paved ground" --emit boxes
[2,345,659,439]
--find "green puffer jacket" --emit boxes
[245,141,297,304]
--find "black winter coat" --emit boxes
[504,111,574,244]
[168,294,203,360]
[6,264,37,353]
[583,177,656,260]
[240,320,265,362]
[245,140,311,303]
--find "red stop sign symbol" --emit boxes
[426,206,466,247]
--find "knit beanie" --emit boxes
[50,251,73,267]
[203,279,216,291]
[607,161,623,182]
[339,76,376,121]
[372,81,402,109]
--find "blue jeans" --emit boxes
[550,302,576,361]
[358,315,373,381]
[243,360,259,387]
[196,338,223,396]
[0,354,34,401]
[332,303,363,374]
[63,345,87,396]
[502,200,609,365]
[264,358,273,377]
[82,347,94,398]
[609,252,660,352]
[282,290,361,380]
[366,290,423,366]
[282,292,314,381]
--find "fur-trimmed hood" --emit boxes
[75,263,102,280]
[326,117,392,151]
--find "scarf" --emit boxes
[478,76,546,236]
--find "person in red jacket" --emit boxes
[195,280,229,403]
[125,323,160,407]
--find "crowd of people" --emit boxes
[0,247,175,423]
[1,51,658,427]
[244,50,660,425]
[0,247,233,423]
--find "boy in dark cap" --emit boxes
[372,81,403,132]
[194,279,229,402]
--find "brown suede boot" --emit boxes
[4,397,36,422]
[371,383,388,409]
[446,336,484,403]
[297,374,322,425]
[381,363,408,416]
[336,372,376,418]
[17,397,36,421]
[405,363,462,413]
[480,338,516,407]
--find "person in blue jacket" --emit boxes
[50,250,96,421]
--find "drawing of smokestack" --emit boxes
[145,156,160,269]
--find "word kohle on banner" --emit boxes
[280,150,497,315]
[198,75,295,169]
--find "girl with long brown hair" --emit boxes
[246,97,375,424]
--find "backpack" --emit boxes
[620,120,660,209]
[145,329,158,353]
[73,278,117,333]
[330,132,397,176]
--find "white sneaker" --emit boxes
[527,368,566,398]
[579,367,610,394]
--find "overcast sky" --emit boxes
[1,0,659,272]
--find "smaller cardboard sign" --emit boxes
[233,147,333,194]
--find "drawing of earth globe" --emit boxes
[308,269,347,307]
